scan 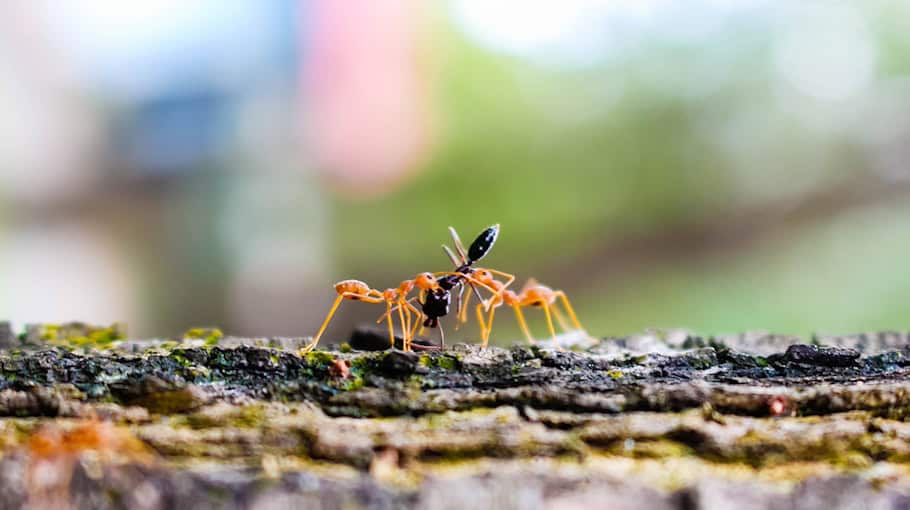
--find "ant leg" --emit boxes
[485,269,516,290]
[542,303,557,339]
[460,287,473,323]
[305,292,386,353]
[555,291,585,331]
[431,271,488,310]
[377,296,418,323]
[551,305,571,332]
[512,305,535,345]
[453,284,465,331]
[483,304,498,348]
[475,303,488,345]
[467,282,485,311]
[304,295,345,353]
[376,299,401,349]
[405,301,422,350]
[438,321,446,349]
[384,301,396,349]
[433,273,500,299]
[396,301,409,351]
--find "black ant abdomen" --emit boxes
[467,224,499,264]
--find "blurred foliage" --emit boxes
[329,5,910,341]
[3,2,910,341]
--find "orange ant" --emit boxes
[475,278,587,347]
[305,273,439,353]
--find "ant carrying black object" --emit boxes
[302,224,589,354]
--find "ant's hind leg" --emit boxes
[304,295,345,353]
[305,292,385,354]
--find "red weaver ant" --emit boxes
[475,277,588,347]
[303,273,439,353]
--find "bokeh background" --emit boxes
[1,1,909,343]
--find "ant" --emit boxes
[304,273,439,354]
[475,278,588,347]
[382,225,507,348]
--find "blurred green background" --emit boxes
[1,1,909,343]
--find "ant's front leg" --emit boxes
[459,287,473,323]
[511,304,536,345]
[405,300,423,350]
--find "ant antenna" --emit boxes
[442,244,461,266]
[448,226,468,262]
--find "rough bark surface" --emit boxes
[3,322,910,509]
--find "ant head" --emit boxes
[414,272,439,290]
[474,269,494,284]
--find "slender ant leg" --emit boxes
[459,288,472,323]
[483,304,497,348]
[554,291,585,331]
[395,301,408,350]
[305,291,386,353]
[475,304,489,345]
[541,302,557,339]
[433,272,500,298]
[551,305,571,332]
[512,305,535,345]
[385,301,395,349]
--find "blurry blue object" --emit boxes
[119,87,228,176]
[42,0,302,177]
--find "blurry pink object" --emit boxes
[304,0,435,198]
